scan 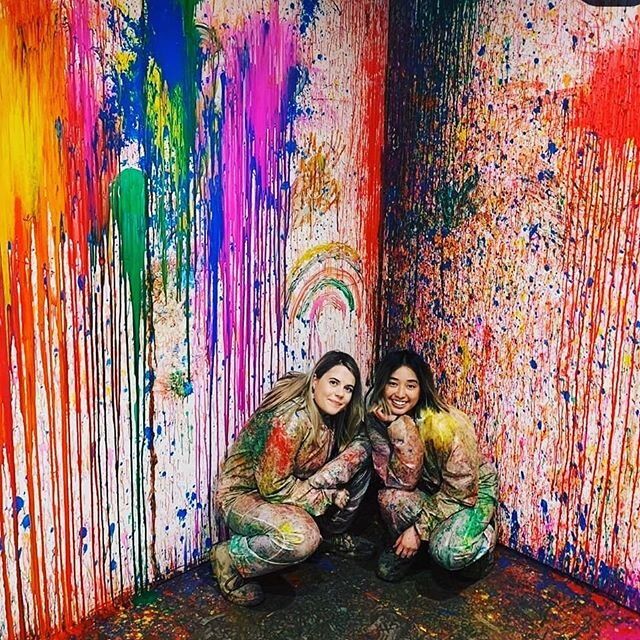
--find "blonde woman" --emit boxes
[213,351,373,606]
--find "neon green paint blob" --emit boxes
[110,167,147,355]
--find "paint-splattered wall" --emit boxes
[0,0,387,637]
[382,0,640,612]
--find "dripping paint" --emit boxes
[0,0,388,637]
[382,0,640,612]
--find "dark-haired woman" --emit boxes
[213,351,373,606]
[366,349,497,582]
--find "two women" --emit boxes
[366,349,498,581]
[213,351,373,606]
[213,347,498,606]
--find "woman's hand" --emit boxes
[372,404,397,424]
[333,488,350,509]
[393,525,421,559]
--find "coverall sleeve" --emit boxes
[366,414,425,490]
[307,427,371,488]
[440,431,479,507]
[255,414,333,516]
[411,409,480,540]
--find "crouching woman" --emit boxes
[366,349,498,582]
[213,351,373,606]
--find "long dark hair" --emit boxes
[366,349,448,416]
[258,350,364,449]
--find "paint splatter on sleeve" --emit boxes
[255,414,333,516]
[422,408,480,507]
[307,429,371,488]
[367,414,424,490]
[387,416,425,490]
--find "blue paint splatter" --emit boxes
[144,426,154,449]
[146,0,189,91]
[509,510,520,547]
[300,0,321,34]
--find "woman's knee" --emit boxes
[273,510,321,561]
[429,521,496,571]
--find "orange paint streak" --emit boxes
[2,0,119,632]
[10,199,48,634]
[266,420,297,477]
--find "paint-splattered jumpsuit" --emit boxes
[367,407,497,570]
[216,404,371,578]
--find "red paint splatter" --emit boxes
[265,419,297,477]
[572,18,640,151]
[558,16,640,588]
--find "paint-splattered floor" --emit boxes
[71,543,640,640]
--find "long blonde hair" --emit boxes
[257,351,364,450]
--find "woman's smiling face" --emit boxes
[312,365,356,415]
[383,365,420,416]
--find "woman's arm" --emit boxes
[254,413,335,515]
[387,416,425,490]
[366,414,425,490]
[307,430,371,489]
[426,408,479,507]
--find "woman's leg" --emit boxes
[224,492,322,578]
[429,462,498,572]
[316,461,375,557]
[318,456,371,535]
[378,487,443,536]
[212,492,322,606]
[376,487,440,581]
[307,438,375,557]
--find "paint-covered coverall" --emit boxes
[367,407,497,570]
[216,405,371,578]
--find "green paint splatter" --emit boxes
[435,166,480,230]
[110,166,148,591]
[169,370,193,398]
[110,167,147,357]
[298,278,356,317]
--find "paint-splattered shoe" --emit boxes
[211,542,264,607]
[376,547,415,582]
[321,533,376,559]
